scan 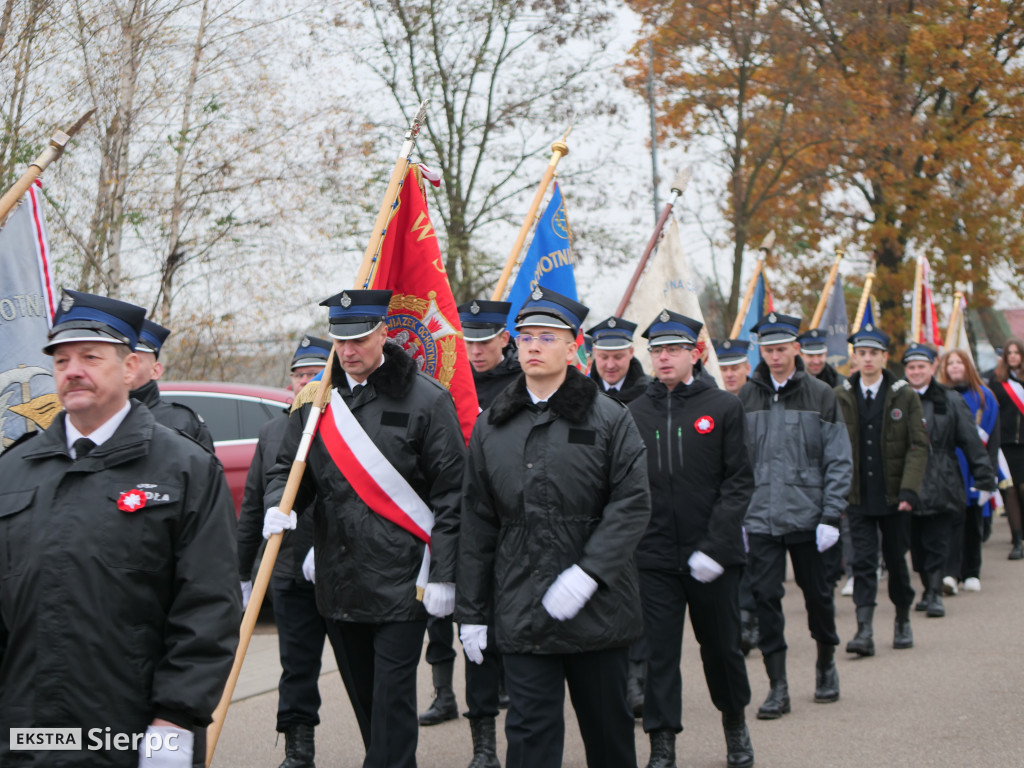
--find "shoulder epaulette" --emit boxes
[842,379,853,391]
[891,379,908,391]
[168,400,205,423]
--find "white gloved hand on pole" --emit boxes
[262,506,296,539]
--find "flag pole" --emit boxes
[615,168,691,316]
[491,127,572,301]
[0,110,94,226]
[205,101,429,767]
[729,231,774,338]
[911,256,924,343]
[808,249,844,329]
[945,290,965,349]
[852,260,876,330]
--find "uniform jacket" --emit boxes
[628,375,753,570]
[130,379,215,453]
[0,404,240,765]
[455,366,651,654]
[914,379,996,516]
[835,370,929,510]
[591,357,651,404]
[815,363,847,388]
[954,383,1001,504]
[738,358,853,536]
[990,372,1024,446]
[473,345,521,410]
[265,343,464,623]
[237,411,313,581]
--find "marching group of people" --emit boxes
[1,282,1021,768]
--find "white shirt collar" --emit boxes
[526,388,548,405]
[602,378,624,392]
[915,385,928,395]
[771,371,794,391]
[66,400,131,457]
[861,377,883,399]
[346,355,386,391]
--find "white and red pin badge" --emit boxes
[694,415,715,434]
[890,408,903,421]
[117,489,147,513]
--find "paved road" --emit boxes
[211,516,1024,767]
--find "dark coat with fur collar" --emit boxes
[265,342,465,623]
[456,366,651,654]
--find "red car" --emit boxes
[158,381,294,514]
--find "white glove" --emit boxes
[240,580,252,609]
[422,582,455,617]
[816,523,840,553]
[975,489,994,508]
[302,548,315,583]
[262,506,296,539]
[137,725,193,766]
[542,564,598,621]
[688,551,724,583]
[460,623,488,665]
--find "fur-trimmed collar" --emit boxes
[331,340,417,399]
[488,366,598,426]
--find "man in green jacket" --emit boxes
[834,325,929,656]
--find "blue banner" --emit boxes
[821,274,849,370]
[739,272,768,368]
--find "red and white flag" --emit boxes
[916,257,943,346]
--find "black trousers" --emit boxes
[503,648,636,768]
[738,564,756,613]
[425,616,504,718]
[947,504,983,580]
[639,567,751,733]
[424,616,457,665]
[747,534,840,656]
[848,509,915,610]
[910,512,952,579]
[271,576,328,730]
[325,619,426,768]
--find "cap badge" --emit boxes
[608,318,616,328]
[340,292,352,308]
[694,415,715,434]
[60,292,74,312]
[531,286,544,301]
[768,312,777,323]
[865,323,873,332]
[659,310,670,323]
[470,301,480,314]
[723,340,732,349]
[300,337,310,347]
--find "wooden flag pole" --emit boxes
[945,290,965,349]
[852,261,876,330]
[615,168,691,317]
[491,127,572,301]
[808,249,844,329]
[0,110,94,226]
[911,256,924,343]
[205,101,430,767]
[729,231,774,338]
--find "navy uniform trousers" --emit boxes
[424,616,503,717]
[271,576,328,729]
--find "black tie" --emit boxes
[535,401,549,412]
[351,384,365,397]
[73,437,95,460]
[865,390,874,406]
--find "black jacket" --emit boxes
[591,357,651,404]
[915,378,996,516]
[131,379,215,453]
[628,375,753,570]
[473,345,521,410]
[455,366,651,654]
[0,404,240,764]
[265,343,465,623]
[815,363,847,388]
[237,411,314,581]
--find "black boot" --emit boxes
[278,724,315,768]
[926,572,945,618]
[845,605,875,657]
[467,717,501,768]
[893,605,914,649]
[722,711,754,768]
[645,730,676,768]
[756,651,790,720]
[813,642,840,703]
[419,661,459,726]
[627,660,645,719]
[1010,529,1023,560]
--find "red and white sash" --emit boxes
[1002,379,1024,418]
[319,390,433,591]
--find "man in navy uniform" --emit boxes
[128,319,214,452]
[459,299,521,410]
[0,290,240,766]
[798,328,846,388]
[237,334,332,768]
[262,289,465,768]
[587,316,650,404]
[456,287,651,768]
[738,313,852,719]
[629,310,755,768]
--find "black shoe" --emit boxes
[627,660,645,719]
[926,573,945,617]
[467,717,501,768]
[813,642,839,703]
[722,712,754,768]
[645,729,676,768]
[419,661,459,726]
[278,724,315,768]
[757,651,790,720]
[893,607,914,649]
[1010,530,1023,560]
[915,590,931,612]
[846,605,875,657]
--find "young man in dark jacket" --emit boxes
[835,326,929,655]
[738,313,852,720]
[629,310,755,768]
[588,315,651,404]
[459,298,521,410]
[456,287,651,768]
[901,343,995,618]
[0,290,240,767]
[263,289,465,768]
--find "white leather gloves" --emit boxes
[688,551,724,583]
[460,624,488,664]
[240,580,252,609]
[262,506,296,538]
[302,548,316,583]
[137,725,193,767]
[422,582,455,617]
[816,523,840,553]
[542,564,598,621]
